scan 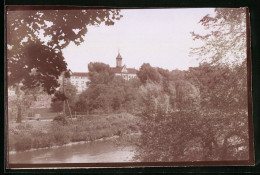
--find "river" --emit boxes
[9,137,136,163]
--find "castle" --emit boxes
[69,52,137,93]
[111,52,137,80]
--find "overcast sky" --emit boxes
[62,8,215,72]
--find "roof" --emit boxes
[71,72,89,77]
[127,68,138,74]
[111,67,122,73]
[116,53,122,60]
[111,67,137,74]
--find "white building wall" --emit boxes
[115,73,137,80]
[70,76,89,93]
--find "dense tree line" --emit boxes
[65,62,141,114]
[135,8,249,162]
[62,62,201,115]
[136,62,248,162]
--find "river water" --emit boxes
[9,138,136,163]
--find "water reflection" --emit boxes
[9,138,135,163]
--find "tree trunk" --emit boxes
[16,104,22,123]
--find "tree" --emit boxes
[136,98,248,161]
[189,8,248,111]
[180,8,249,161]
[8,87,43,122]
[51,82,78,114]
[134,9,249,162]
[75,62,141,114]
[138,82,170,117]
[190,8,246,66]
[7,9,122,122]
[7,9,122,93]
[175,80,200,110]
[87,62,115,85]
[137,63,160,84]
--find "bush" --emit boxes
[9,112,140,152]
[53,130,71,145]
[135,110,249,162]
[15,123,33,130]
[53,115,68,125]
[14,136,32,151]
[70,132,87,142]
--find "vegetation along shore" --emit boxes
[8,113,140,152]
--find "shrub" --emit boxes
[9,112,141,152]
[135,110,249,162]
[15,123,33,130]
[14,136,32,151]
[70,132,87,142]
[53,115,68,125]
[127,125,138,132]
[53,130,71,145]
[31,133,53,149]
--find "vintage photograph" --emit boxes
[6,7,252,166]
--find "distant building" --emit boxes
[57,71,89,93]
[58,52,137,93]
[111,52,138,80]
[70,72,89,93]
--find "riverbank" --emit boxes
[8,113,140,152]
[9,132,141,155]
[9,134,138,163]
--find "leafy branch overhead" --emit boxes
[7,9,123,94]
[190,8,246,66]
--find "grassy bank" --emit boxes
[8,113,140,152]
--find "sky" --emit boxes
[62,8,216,72]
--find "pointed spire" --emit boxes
[116,49,122,67]
[116,49,122,60]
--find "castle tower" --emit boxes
[116,52,122,67]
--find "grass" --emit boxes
[8,113,140,152]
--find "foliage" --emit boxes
[88,62,115,84]
[137,64,200,112]
[9,113,140,152]
[53,115,69,125]
[7,9,122,93]
[175,80,200,110]
[137,63,160,84]
[7,9,122,123]
[186,63,247,111]
[7,8,250,162]
[8,86,45,123]
[190,8,246,66]
[135,110,249,162]
[134,8,249,161]
[51,82,78,113]
[188,8,248,111]
[139,82,171,117]
[75,62,141,114]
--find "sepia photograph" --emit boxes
[5,7,253,167]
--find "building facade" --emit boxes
[111,53,137,80]
[70,72,89,93]
[58,52,137,93]
[58,72,89,93]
